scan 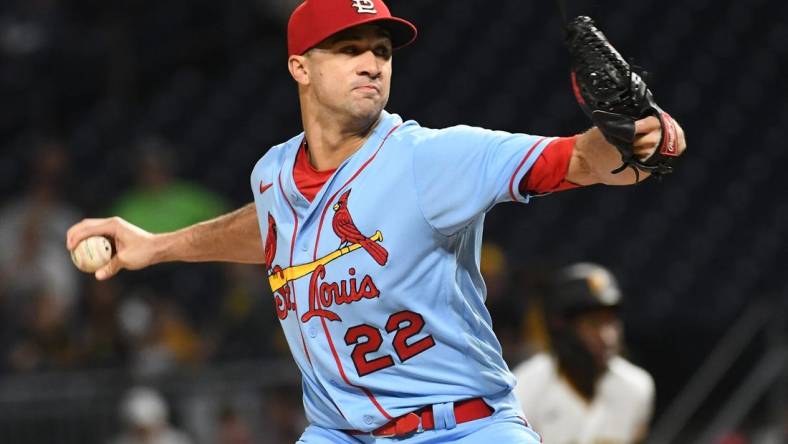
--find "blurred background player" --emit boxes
[513,263,655,444]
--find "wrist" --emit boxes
[149,231,178,265]
[580,128,643,185]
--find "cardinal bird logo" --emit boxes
[264,213,278,273]
[332,189,388,266]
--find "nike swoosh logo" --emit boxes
[259,181,273,194]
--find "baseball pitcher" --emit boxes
[67,1,686,442]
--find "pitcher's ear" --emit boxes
[288,55,310,85]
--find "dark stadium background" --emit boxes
[0,0,785,443]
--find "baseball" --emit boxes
[70,236,113,273]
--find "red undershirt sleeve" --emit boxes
[519,135,582,195]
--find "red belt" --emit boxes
[346,398,493,438]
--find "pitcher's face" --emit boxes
[304,25,393,123]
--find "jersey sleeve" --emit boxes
[411,125,553,236]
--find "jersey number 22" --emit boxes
[344,310,436,376]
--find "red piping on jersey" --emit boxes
[321,316,394,420]
[278,171,312,366]
[508,137,547,201]
[299,334,312,366]
[282,165,349,420]
[310,123,402,421]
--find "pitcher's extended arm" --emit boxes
[66,203,264,280]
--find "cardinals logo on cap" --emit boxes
[351,0,377,14]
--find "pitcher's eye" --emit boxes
[374,46,392,60]
[340,45,361,55]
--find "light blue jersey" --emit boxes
[250,111,552,436]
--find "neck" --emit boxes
[300,105,382,171]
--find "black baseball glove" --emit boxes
[566,16,680,177]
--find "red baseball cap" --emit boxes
[287,0,418,56]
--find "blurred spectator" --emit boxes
[0,138,80,309]
[258,385,306,444]
[204,263,281,362]
[512,263,655,444]
[110,136,228,233]
[5,287,78,371]
[100,134,226,360]
[77,279,128,368]
[109,386,193,444]
[118,289,205,378]
[217,405,255,444]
